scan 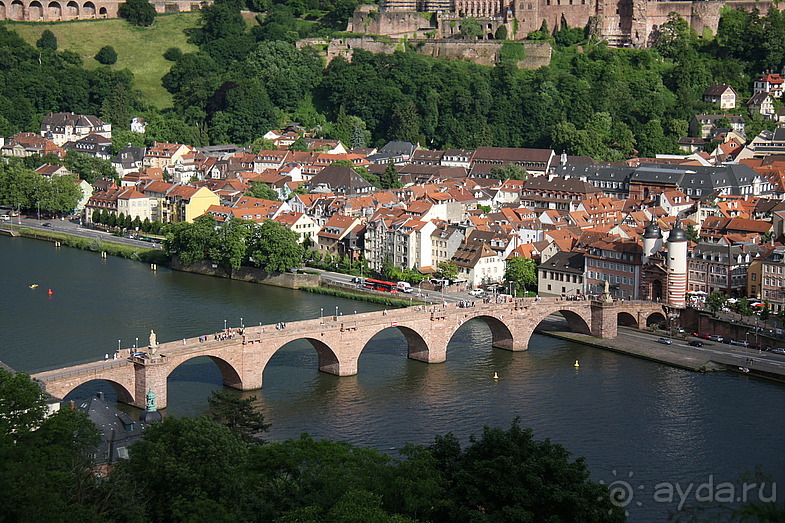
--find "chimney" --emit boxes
[97,391,104,400]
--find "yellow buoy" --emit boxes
[493,372,499,380]
[574,360,580,367]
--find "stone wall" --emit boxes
[306,36,552,69]
[171,257,321,289]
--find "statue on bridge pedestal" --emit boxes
[602,280,613,303]
[149,329,158,357]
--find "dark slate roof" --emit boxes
[111,146,146,168]
[703,84,736,96]
[378,141,417,157]
[524,175,601,194]
[554,162,759,196]
[308,165,374,193]
[74,393,150,464]
[539,251,585,274]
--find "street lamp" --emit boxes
[135,337,138,349]
[240,317,244,328]
[320,307,323,323]
[335,306,339,317]
[118,339,121,352]
[224,319,227,331]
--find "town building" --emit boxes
[537,251,585,297]
[703,84,737,109]
[687,242,763,295]
[40,113,111,147]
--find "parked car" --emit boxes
[42,222,52,227]
[709,335,724,342]
[688,340,704,347]
[697,333,713,340]
[468,289,485,297]
[731,339,750,347]
[658,337,673,345]
[772,348,785,355]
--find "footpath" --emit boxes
[537,322,785,384]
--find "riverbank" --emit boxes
[300,285,422,308]
[0,224,167,264]
[538,328,785,384]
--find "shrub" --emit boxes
[163,47,182,61]
[36,30,57,50]
[95,46,118,65]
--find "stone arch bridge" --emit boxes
[33,297,667,409]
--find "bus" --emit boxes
[363,278,399,292]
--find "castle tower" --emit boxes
[642,218,663,261]
[666,220,688,308]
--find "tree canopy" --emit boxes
[118,0,156,27]
[506,256,537,293]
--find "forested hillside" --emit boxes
[3,3,785,157]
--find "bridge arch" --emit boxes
[264,336,342,377]
[65,0,77,17]
[452,313,515,351]
[82,0,94,16]
[618,311,639,328]
[0,2,5,18]
[61,378,134,405]
[357,324,430,363]
[166,353,243,390]
[646,311,667,328]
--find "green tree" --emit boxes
[36,30,57,51]
[247,182,280,201]
[707,290,727,315]
[163,47,183,61]
[380,160,402,189]
[388,101,423,145]
[506,256,537,291]
[118,0,156,27]
[249,137,277,153]
[427,419,625,521]
[164,214,219,266]
[247,220,303,272]
[289,136,309,151]
[435,260,458,281]
[494,24,508,40]
[94,45,118,65]
[207,390,270,444]
[212,218,254,270]
[63,151,116,184]
[685,223,700,243]
[119,416,248,522]
[460,17,482,40]
[0,369,106,521]
[488,164,527,181]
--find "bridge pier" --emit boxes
[133,357,170,409]
[590,301,618,339]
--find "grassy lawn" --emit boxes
[6,13,200,109]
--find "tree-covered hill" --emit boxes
[2,3,785,156]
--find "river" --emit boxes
[1,234,783,521]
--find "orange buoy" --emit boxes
[47,289,53,295]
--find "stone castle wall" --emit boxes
[303,36,552,68]
[352,0,778,48]
[0,0,208,23]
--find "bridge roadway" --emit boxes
[33,297,667,409]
